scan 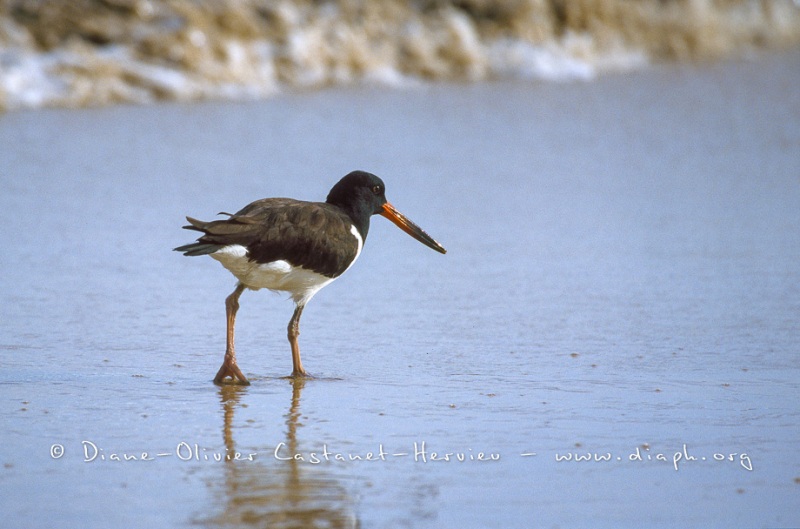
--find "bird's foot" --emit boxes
[214,359,250,386]
[286,369,313,380]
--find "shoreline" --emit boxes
[2,46,798,116]
[2,0,800,111]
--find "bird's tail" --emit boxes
[173,242,222,256]
[173,216,224,256]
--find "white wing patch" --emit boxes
[345,224,364,273]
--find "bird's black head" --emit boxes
[326,171,387,239]
[326,170,447,254]
[326,170,387,216]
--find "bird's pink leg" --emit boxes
[214,283,250,385]
[288,304,310,378]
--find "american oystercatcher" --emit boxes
[175,170,446,385]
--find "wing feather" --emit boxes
[175,199,360,277]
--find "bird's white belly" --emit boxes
[209,225,362,306]
[210,245,335,305]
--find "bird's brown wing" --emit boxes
[176,199,361,278]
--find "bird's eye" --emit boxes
[372,185,381,195]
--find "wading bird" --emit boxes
[175,170,446,385]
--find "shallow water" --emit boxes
[2,51,799,528]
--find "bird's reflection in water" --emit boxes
[201,379,358,528]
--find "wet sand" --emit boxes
[1,50,799,528]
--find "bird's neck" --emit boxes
[329,200,372,241]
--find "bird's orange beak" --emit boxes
[380,202,447,254]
